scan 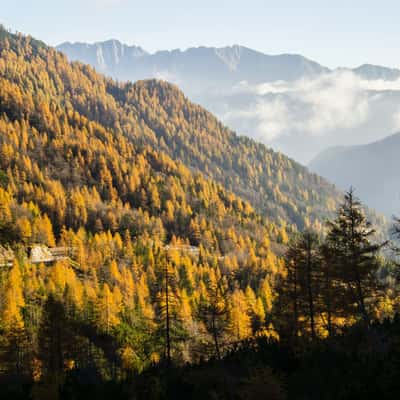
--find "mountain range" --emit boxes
[57,40,400,84]
[57,40,329,85]
[57,40,400,165]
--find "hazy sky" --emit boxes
[2,0,400,68]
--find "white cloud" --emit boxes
[225,70,400,146]
[224,97,291,142]
[359,78,400,92]
[297,71,369,135]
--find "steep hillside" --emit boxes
[0,26,294,377]
[122,80,340,229]
[309,132,400,216]
[6,28,390,233]
[55,44,341,230]
[0,27,280,249]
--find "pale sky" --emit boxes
[2,0,400,68]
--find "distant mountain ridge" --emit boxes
[309,132,400,216]
[57,40,400,84]
[57,40,329,86]
[351,64,400,81]
[58,40,148,74]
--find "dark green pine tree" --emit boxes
[297,230,321,340]
[391,217,400,285]
[278,230,321,341]
[277,237,300,342]
[319,239,346,337]
[325,188,385,327]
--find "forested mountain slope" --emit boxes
[120,79,340,230]
[0,27,284,249]
[1,29,342,231]
[0,26,288,374]
[57,35,341,231]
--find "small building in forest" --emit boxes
[0,245,71,267]
[28,245,70,264]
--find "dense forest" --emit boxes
[1,25,345,231]
[0,27,399,399]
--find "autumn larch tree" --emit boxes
[155,260,186,365]
[198,279,230,360]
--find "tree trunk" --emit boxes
[165,266,171,365]
[306,240,316,340]
[293,264,299,339]
[212,315,221,360]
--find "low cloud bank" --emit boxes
[223,71,400,147]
